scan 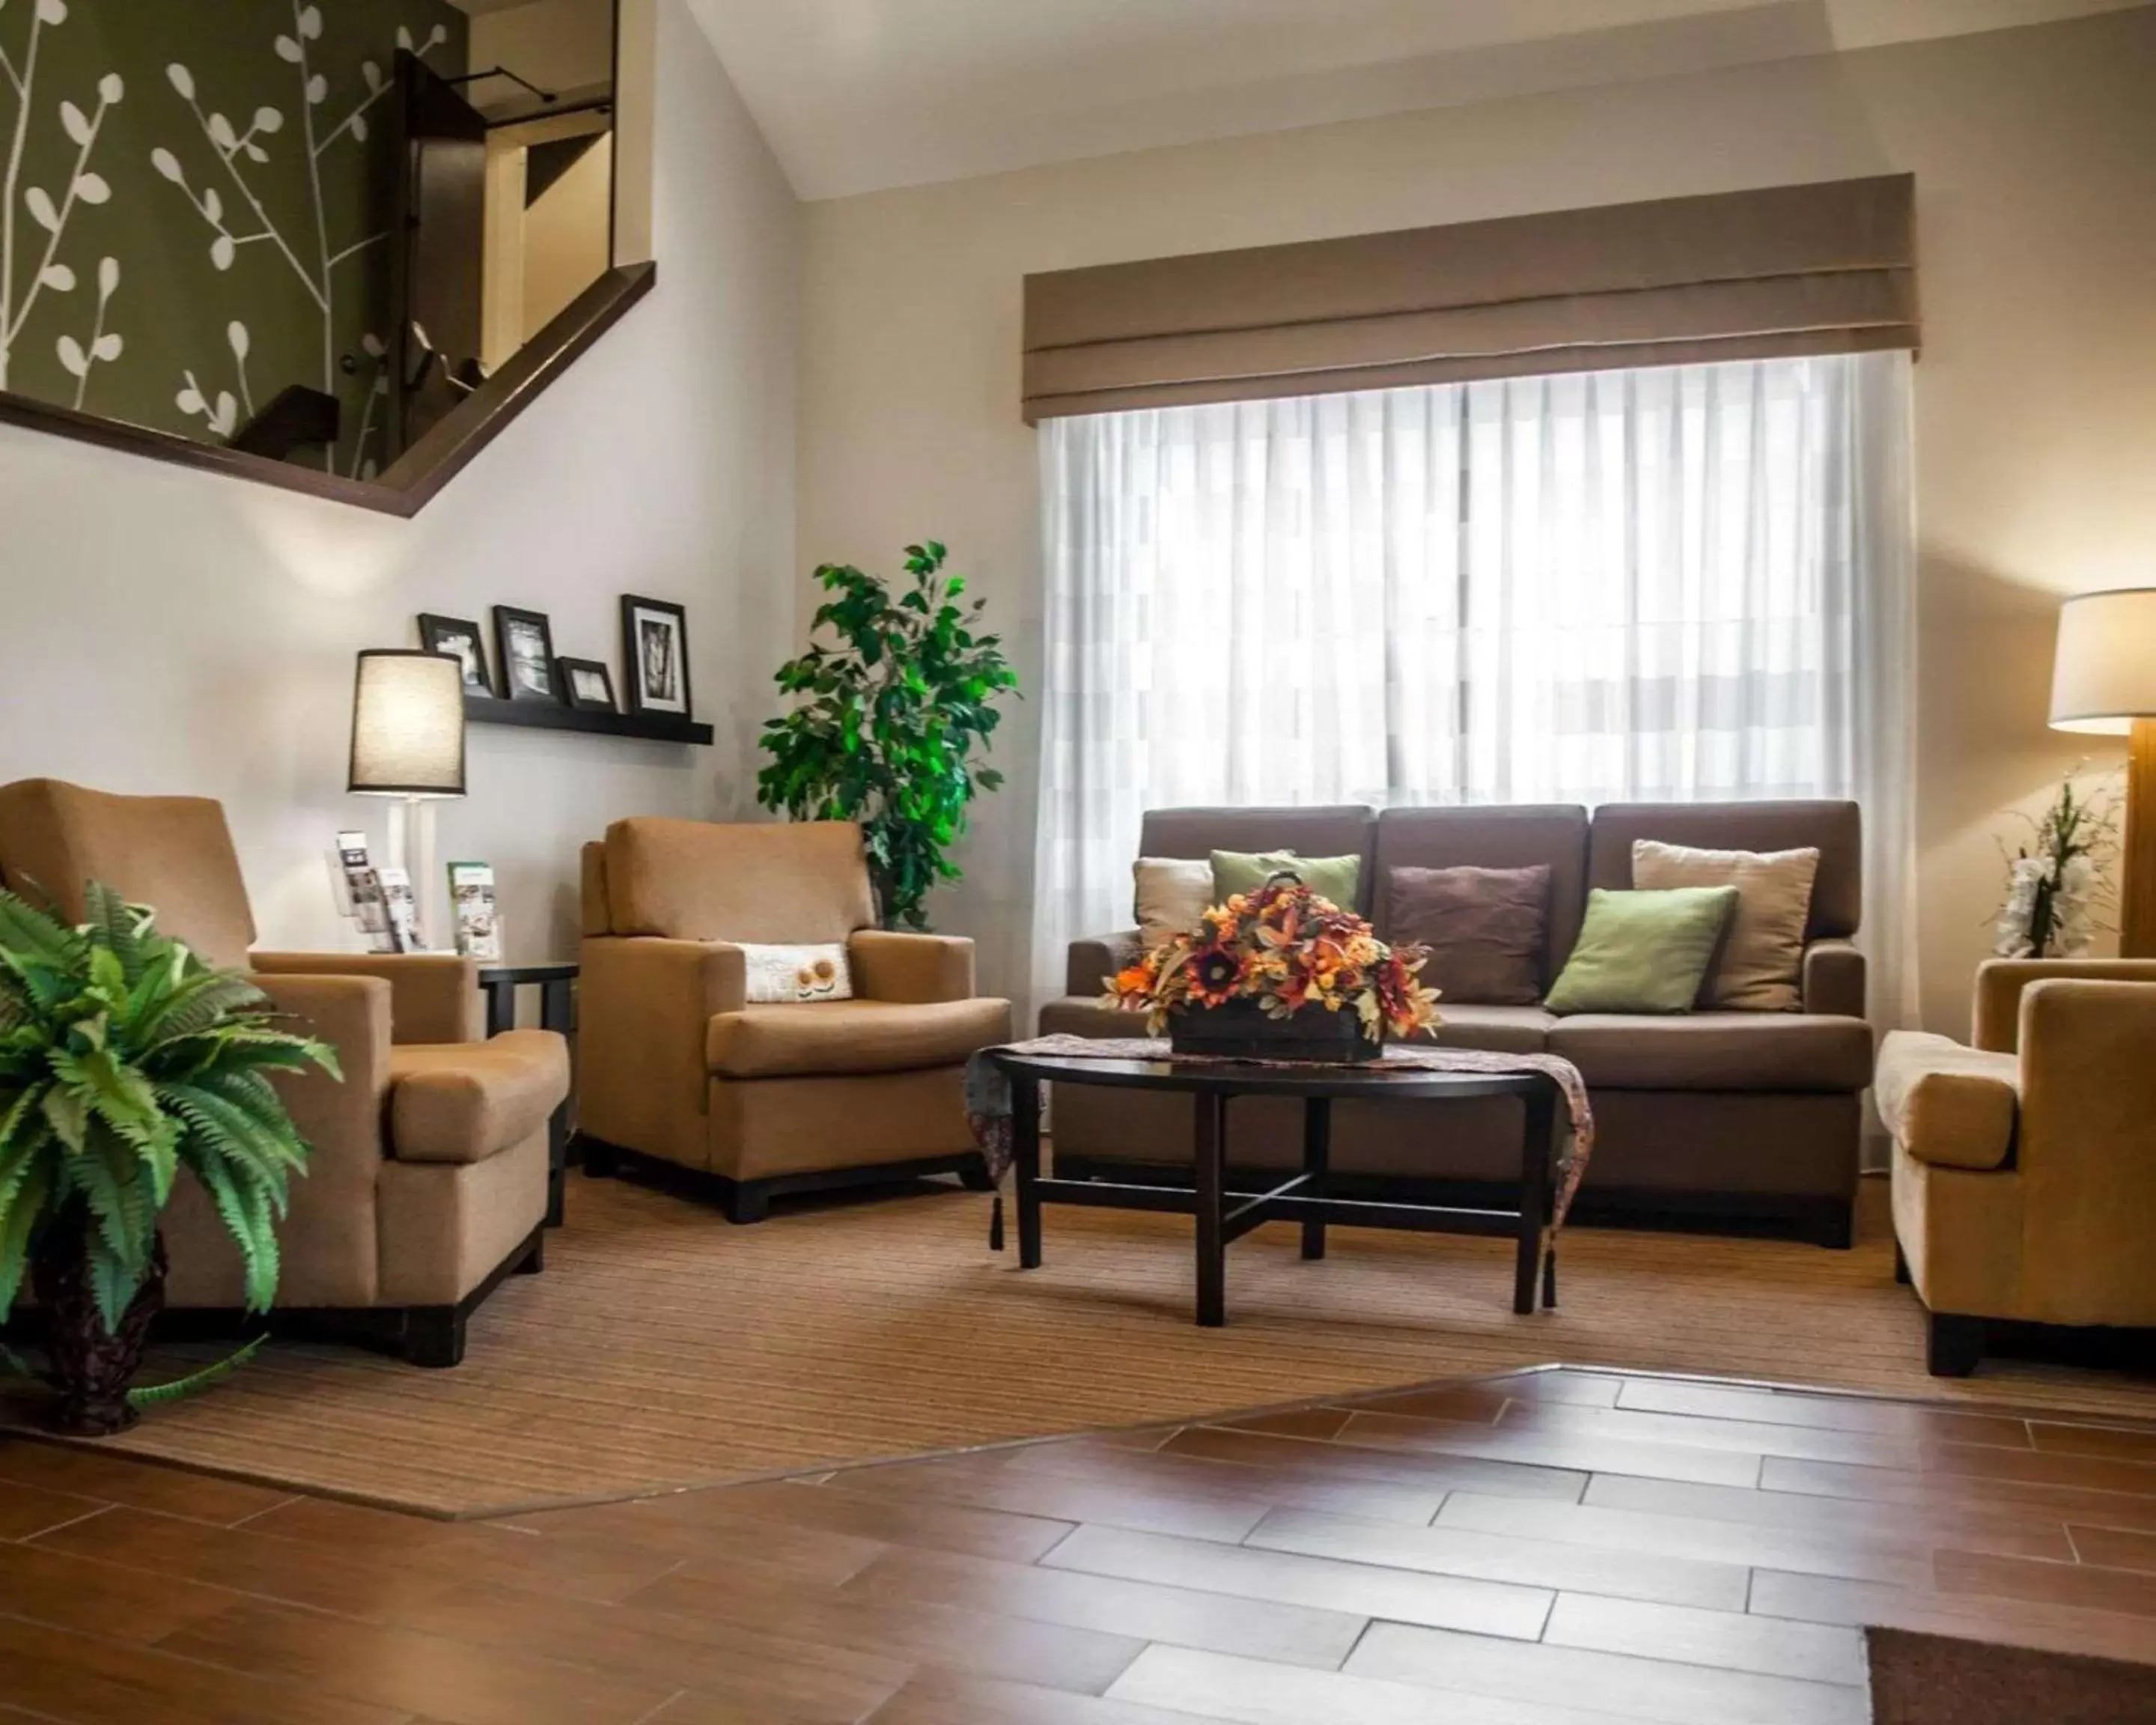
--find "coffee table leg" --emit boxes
[1013,1074,1044,1270]
[1194,1091,1227,1327]
[1300,1096,1331,1262]
[1514,1085,1556,1316]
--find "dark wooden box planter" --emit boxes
[1168,997,1382,1064]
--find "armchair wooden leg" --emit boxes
[514,1233,545,1275]
[957,1156,997,1193]
[1927,1312,1985,1378]
[1895,1243,1911,1285]
[579,1134,618,1179]
[406,1309,467,1369]
[721,1179,771,1225]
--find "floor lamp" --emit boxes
[2049,588,2156,958]
[348,649,467,950]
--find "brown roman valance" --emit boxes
[1021,174,1916,422]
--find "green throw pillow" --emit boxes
[1544,886,1740,1015]
[1211,849,1362,910]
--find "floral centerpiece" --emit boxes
[1105,874,1440,1062]
[1992,767,2118,958]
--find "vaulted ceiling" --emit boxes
[683,0,2152,199]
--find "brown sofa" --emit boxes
[1878,960,2156,1375]
[1042,801,1874,1245]
[0,779,567,1366]
[575,817,1013,1221]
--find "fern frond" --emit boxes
[0,1162,50,1319]
[127,1336,267,1408]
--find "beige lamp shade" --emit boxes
[2050,588,2156,736]
[348,650,466,795]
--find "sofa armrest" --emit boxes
[1800,940,1867,1019]
[1974,959,2156,1053]
[251,951,481,1045]
[246,971,393,1180]
[850,930,975,1003]
[1068,928,1142,999]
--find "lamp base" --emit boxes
[2126,719,2156,959]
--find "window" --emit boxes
[1030,352,1915,1019]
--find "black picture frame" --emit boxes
[417,612,494,696]
[557,657,618,713]
[621,594,691,717]
[492,605,559,703]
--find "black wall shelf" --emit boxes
[465,695,713,746]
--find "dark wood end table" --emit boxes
[478,961,578,1227]
[988,1052,1562,1328]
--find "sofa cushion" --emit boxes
[707,997,1011,1080]
[1631,839,1819,1011]
[1544,886,1738,1015]
[1212,849,1361,909]
[1134,857,1214,949]
[388,1031,570,1164]
[1406,1004,1553,1055]
[1547,1012,1873,1091]
[1386,864,1550,1007]
[1875,1030,2020,1171]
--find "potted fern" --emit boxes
[0,883,336,1434]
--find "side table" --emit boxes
[478,961,579,1227]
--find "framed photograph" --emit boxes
[621,594,690,717]
[492,605,558,703]
[558,657,618,714]
[417,613,493,696]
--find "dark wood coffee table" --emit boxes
[987,1051,1565,1327]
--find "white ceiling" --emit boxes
[683,0,2152,200]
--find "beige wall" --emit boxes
[0,0,797,967]
[797,8,2156,1036]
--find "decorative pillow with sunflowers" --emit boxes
[742,943,853,1003]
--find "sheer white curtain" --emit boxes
[1031,351,1916,1026]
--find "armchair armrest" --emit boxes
[577,937,744,1162]
[1068,928,1142,1000]
[1875,1029,2018,1172]
[850,929,975,1003]
[1974,959,2156,1053]
[1800,940,1867,1019]
[251,951,481,1045]
[246,971,394,1178]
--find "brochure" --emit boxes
[447,860,502,961]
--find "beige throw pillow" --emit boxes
[1630,839,1820,1011]
[1134,857,1215,949]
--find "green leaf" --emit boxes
[128,1335,267,1408]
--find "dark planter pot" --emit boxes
[29,1220,166,1436]
[1169,997,1382,1064]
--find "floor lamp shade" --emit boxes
[2049,588,2156,957]
[349,650,467,796]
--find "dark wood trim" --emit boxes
[574,1134,988,1223]
[464,693,713,745]
[0,263,655,517]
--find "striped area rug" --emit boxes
[10,1172,2155,1518]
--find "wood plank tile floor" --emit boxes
[4,1366,2156,1723]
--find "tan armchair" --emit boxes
[0,779,567,1366]
[576,817,1011,1221]
[1878,959,2156,1375]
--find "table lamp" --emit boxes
[2048,587,2156,956]
[348,648,466,948]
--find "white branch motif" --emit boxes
[155,10,448,464]
[55,251,120,409]
[1,0,125,394]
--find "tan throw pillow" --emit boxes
[1133,857,1215,949]
[741,942,853,1003]
[1386,864,1550,1006]
[1630,839,1820,1011]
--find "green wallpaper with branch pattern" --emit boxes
[0,0,466,475]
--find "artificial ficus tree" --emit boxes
[757,543,1019,931]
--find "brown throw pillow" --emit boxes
[1386,865,1550,1006]
[1630,839,1820,1011]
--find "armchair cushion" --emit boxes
[1875,1031,2019,1172]
[251,951,482,1045]
[388,1031,570,1165]
[707,997,1011,1080]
